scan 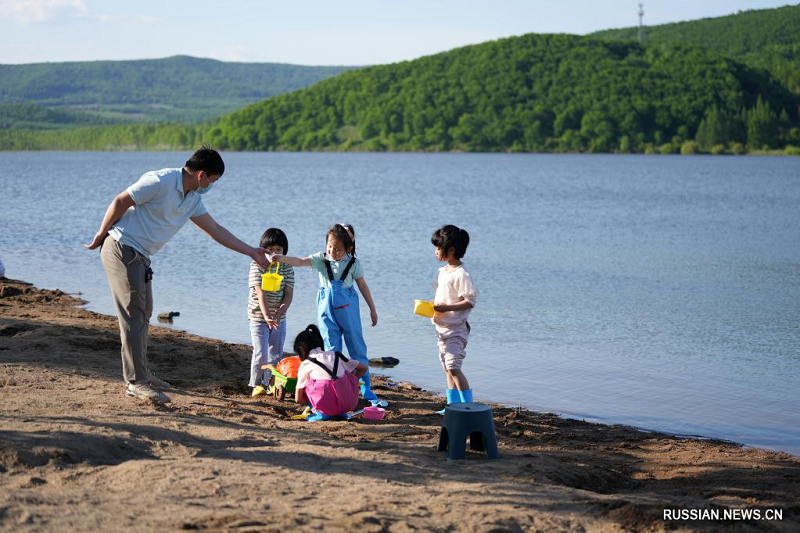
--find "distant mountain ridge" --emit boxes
[591,4,800,94]
[0,55,359,124]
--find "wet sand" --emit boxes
[1,278,798,532]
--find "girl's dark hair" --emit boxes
[259,228,288,254]
[431,225,470,259]
[327,223,356,256]
[185,145,224,176]
[293,324,325,359]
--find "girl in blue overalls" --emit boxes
[266,224,382,404]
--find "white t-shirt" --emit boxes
[432,262,477,328]
[296,348,360,389]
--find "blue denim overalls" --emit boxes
[317,256,378,401]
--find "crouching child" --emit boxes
[293,324,368,419]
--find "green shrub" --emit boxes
[618,135,631,153]
[659,143,675,155]
[711,144,725,155]
[784,145,800,156]
[729,142,746,155]
[680,141,698,155]
[364,138,386,152]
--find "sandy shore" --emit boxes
[0,277,798,532]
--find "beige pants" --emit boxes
[100,237,153,383]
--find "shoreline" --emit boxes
[76,284,797,459]
[1,277,799,531]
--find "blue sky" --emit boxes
[0,1,794,65]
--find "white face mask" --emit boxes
[197,183,213,195]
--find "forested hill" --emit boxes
[0,56,357,123]
[591,4,800,94]
[206,33,798,153]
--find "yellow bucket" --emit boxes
[414,299,435,318]
[261,262,283,292]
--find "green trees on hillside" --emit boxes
[0,56,356,123]
[693,96,796,151]
[0,103,120,129]
[695,106,734,149]
[3,15,799,154]
[201,34,797,154]
[592,4,800,96]
[0,123,206,151]
[745,96,779,150]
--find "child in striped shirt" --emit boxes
[248,228,295,396]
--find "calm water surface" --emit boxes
[1,152,798,454]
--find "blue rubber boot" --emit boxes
[436,388,461,414]
[459,388,473,403]
[360,371,379,402]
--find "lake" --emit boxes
[1,151,798,455]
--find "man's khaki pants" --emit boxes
[100,237,153,384]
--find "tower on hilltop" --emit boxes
[638,3,645,44]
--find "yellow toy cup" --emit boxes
[414,299,435,318]
[261,263,283,292]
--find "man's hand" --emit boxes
[265,251,283,264]
[370,308,378,327]
[84,232,108,250]
[250,247,270,269]
[86,192,134,251]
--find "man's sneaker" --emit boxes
[251,385,267,397]
[147,374,172,391]
[126,382,171,403]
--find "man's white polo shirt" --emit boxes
[108,168,208,257]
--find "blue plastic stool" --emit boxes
[436,402,499,460]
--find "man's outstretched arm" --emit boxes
[191,212,269,268]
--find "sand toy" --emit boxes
[414,299,434,318]
[293,407,367,422]
[363,406,386,420]
[261,263,283,292]
[261,355,300,401]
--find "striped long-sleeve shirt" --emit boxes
[247,261,295,323]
